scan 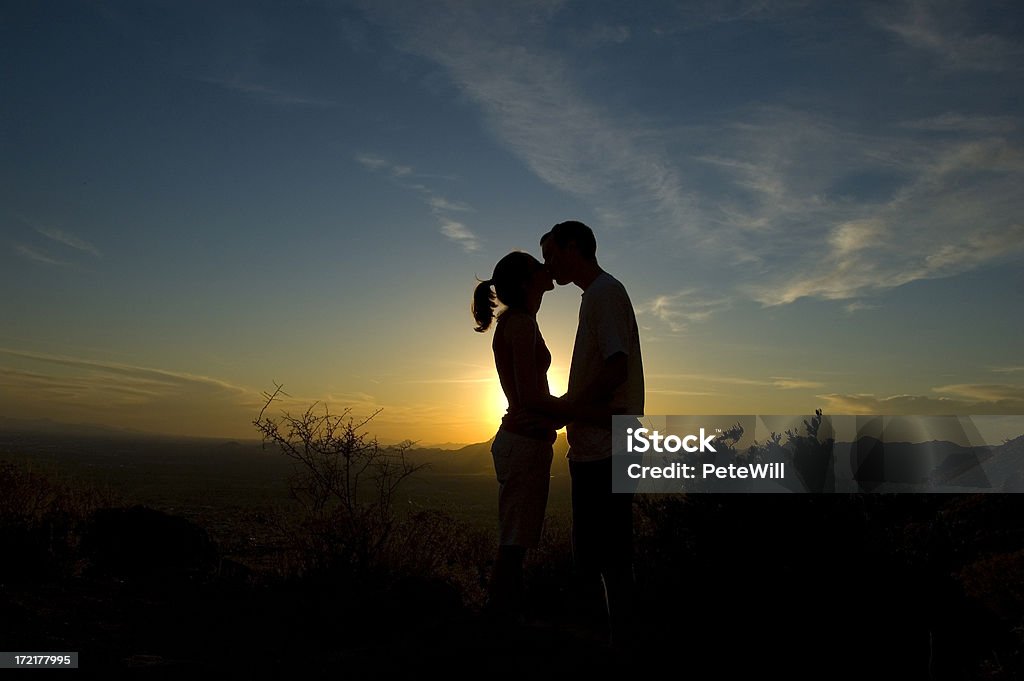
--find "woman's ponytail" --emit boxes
[472,278,496,332]
[472,251,538,333]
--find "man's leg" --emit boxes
[571,457,636,644]
[569,459,609,632]
[487,544,526,621]
[601,468,635,650]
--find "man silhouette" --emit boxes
[540,220,644,648]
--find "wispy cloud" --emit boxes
[0,347,257,403]
[653,0,814,31]
[934,383,1024,403]
[0,348,266,437]
[771,377,825,390]
[650,373,766,387]
[718,112,1024,306]
[844,301,877,314]
[200,77,337,107]
[355,153,412,177]
[566,23,631,50]
[439,219,481,252]
[427,196,472,212]
[650,372,823,390]
[0,348,441,440]
[900,113,1020,134]
[875,0,1024,72]
[355,152,482,252]
[359,1,701,237]
[819,383,1024,415]
[34,227,102,257]
[15,245,66,266]
[258,387,384,420]
[359,3,1024,310]
[638,289,730,333]
[403,376,494,384]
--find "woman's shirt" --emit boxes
[493,310,557,444]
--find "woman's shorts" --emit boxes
[490,428,554,548]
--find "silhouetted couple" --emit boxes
[472,220,644,648]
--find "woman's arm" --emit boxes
[502,314,573,421]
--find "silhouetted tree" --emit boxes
[253,384,425,572]
[737,409,834,492]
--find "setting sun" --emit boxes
[490,380,508,432]
[479,367,570,440]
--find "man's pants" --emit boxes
[569,456,635,644]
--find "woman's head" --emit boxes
[472,251,552,332]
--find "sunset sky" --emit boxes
[2,1,1022,445]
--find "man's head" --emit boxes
[540,220,597,286]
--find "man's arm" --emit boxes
[508,350,625,431]
[570,351,626,407]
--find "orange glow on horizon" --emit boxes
[476,365,570,441]
[489,379,507,434]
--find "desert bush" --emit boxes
[958,549,1024,618]
[83,505,218,577]
[253,384,425,574]
[0,459,116,524]
[735,409,835,492]
[0,459,120,581]
[387,509,494,608]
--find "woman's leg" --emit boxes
[487,430,552,620]
[488,544,526,618]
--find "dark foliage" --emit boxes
[252,384,426,574]
[83,506,217,577]
[2,409,1023,677]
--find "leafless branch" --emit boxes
[252,384,427,571]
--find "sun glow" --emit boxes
[491,379,508,429]
[479,366,569,438]
[546,365,568,400]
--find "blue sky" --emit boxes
[2,0,1022,443]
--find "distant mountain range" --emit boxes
[947,434,1024,491]
[4,417,1019,490]
[405,433,571,476]
[0,417,569,476]
[411,441,475,451]
[0,416,147,438]
[827,435,1024,491]
[0,417,262,444]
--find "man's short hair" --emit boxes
[540,220,597,262]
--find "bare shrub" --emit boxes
[388,509,494,608]
[252,384,426,573]
[0,460,120,579]
[0,460,117,525]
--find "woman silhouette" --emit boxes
[473,251,570,619]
